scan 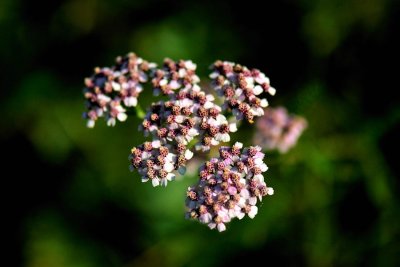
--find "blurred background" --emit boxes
[2,0,399,266]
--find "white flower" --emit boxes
[141,151,151,160]
[195,143,210,152]
[178,68,187,78]
[192,84,201,92]
[234,142,243,149]
[112,81,121,91]
[240,188,250,199]
[204,101,214,109]
[254,157,264,166]
[98,94,111,103]
[152,178,160,187]
[248,206,258,219]
[267,187,274,195]
[161,173,174,187]
[248,197,257,206]
[216,114,228,124]
[164,162,174,172]
[253,85,263,95]
[192,75,200,84]
[139,72,147,83]
[175,115,185,123]
[124,96,137,107]
[210,138,220,146]
[185,149,194,160]
[184,60,197,70]
[159,79,168,86]
[166,153,176,162]
[152,140,161,148]
[255,74,269,84]
[170,80,181,89]
[218,208,231,223]
[87,119,95,128]
[236,210,245,220]
[166,173,175,181]
[235,89,246,101]
[117,112,127,122]
[268,87,276,95]
[206,94,215,102]
[215,133,230,142]
[135,57,143,64]
[245,77,254,88]
[251,107,264,117]
[209,72,219,79]
[260,98,268,107]
[260,163,268,172]
[229,123,237,132]
[188,128,199,137]
[160,178,168,187]
[199,213,212,223]
[253,174,264,183]
[107,117,116,127]
[217,223,226,232]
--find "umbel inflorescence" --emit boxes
[82,52,306,232]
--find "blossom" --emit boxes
[209,61,276,123]
[151,58,200,96]
[130,58,237,186]
[185,143,273,232]
[83,53,156,127]
[129,141,194,187]
[82,53,307,232]
[253,106,307,153]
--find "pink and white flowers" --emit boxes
[82,52,307,231]
[83,53,156,127]
[210,60,276,123]
[185,142,273,232]
[254,106,307,153]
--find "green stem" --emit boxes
[135,103,146,119]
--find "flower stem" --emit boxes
[135,103,146,120]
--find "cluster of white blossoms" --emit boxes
[185,142,273,232]
[83,53,156,128]
[210,60,276,123]
[130,59,237,187]
[81,53,306,231]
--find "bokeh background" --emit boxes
[2,0,400,266]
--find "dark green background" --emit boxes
[2,0,399,266]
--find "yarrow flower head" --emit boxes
[82,52,307,231]
[210,60,276,123]
[185,142,273,232]
[83,53,156,127]
[254,106,307,153]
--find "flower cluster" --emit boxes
[129,141,193,187]
[82,52,309,231]
[209,60,276,123]
[254,106,307,153]
[185,142,273,232]
[129,59,237,186]
[151,58,200,96]
[83,53,156,127]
